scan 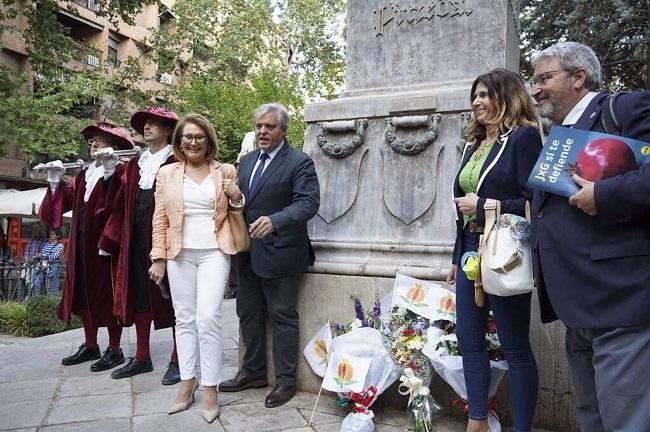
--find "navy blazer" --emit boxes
[532,91,650,328]
[452,125,543,265]
[236,141,320,279]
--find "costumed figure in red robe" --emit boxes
[102,107,181,384]
[37,122,133,372]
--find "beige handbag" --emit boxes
[475,199,534,306]
[221,165,250,253]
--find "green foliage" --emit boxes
[0,301,29,337]
[0,0,345,161]
[0,71,108,161]
[24,295,81,337]
[174,68,306,162]
[520,0,649,90]
[0,297,81,337]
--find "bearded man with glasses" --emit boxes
[530,41,650,431]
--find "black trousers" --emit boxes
[236,261,301,386]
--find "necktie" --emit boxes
[248,152,269,196]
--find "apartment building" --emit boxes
[0,0,189,189]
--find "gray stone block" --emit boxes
[0,400,49,429]
[46,394,131,425]
[38,418,131,432]
[0,378,58,404]
[218,401,307,431]
[133,412,226,432]
[57,373,131,398]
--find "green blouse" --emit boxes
[458,142,494,227]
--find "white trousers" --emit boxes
[167,248,230,386]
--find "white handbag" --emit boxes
[475,199,534,303]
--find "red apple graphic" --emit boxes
[575,138,637,181]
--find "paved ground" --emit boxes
[0,300,550,431]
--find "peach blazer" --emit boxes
[150,160,239,261]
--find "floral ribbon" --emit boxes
[398,367,430,406]
[349,386,378,413]
[452,397,499,417]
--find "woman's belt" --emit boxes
[464,220,484,233]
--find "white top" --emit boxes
[181,174,219,249]
[248,140,285,187]
[562,91,599,126]
[138,145,173,190]
[84,162,104,203]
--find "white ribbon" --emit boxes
[397,367,430,406]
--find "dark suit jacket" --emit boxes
[237,141,320,279]
[452,126,542,265]
[532,91,650,328]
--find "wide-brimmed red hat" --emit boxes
[130,106,179,136]
[81,122,134,150]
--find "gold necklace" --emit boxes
[185,163,209,173]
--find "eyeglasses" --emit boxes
[531,69,572,86]
[181,134,207,144]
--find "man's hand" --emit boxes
[453,193,479,216]
[249,216,274,239]
[568,174,598,216]
[446,264,457,285]
[148,260,166,285]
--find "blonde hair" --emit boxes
[466,68,539,144]
[171,113,218,162]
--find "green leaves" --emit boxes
[520,0,649,90]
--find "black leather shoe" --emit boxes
[161,360,181,385]
[90,347,125,372]
[264,384,296,408]
[218,370,268,392]
[61,344,101,366]
[111,357,153,379]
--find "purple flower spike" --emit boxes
[372,301,381,318]
[351,296,365,321]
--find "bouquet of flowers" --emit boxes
[382,306,442,432]
[305,295,401,432]
[424,313,508,432]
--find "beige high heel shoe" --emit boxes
[201,387,219,423]
[168,378,198,415]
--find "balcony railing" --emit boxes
[71,41,102,68]
[72,0,100,12]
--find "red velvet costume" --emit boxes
[40,164,125,327]
[101,156,176,329]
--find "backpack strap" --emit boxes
[598,92,628,135]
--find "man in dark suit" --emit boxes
[219,103,320,408]
[531,41,650,431]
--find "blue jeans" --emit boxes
[47,261,61,296]
[455,231,538,432]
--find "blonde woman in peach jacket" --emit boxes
[149,114,244,424]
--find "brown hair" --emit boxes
[466,68,539,144]
[171,113,218,162]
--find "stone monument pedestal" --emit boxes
[248,1,578,430]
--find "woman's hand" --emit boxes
[148,260,166,285]
[222,178,243,201]
[446,264,457,285]
[453,193,479,216]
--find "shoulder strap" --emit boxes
[598,92,628,135]
[482,199,500,255]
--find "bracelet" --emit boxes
[229,195,246,208]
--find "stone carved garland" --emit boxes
[373,0,474,36]
[384,114,441,155]
[317,119,368,159]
